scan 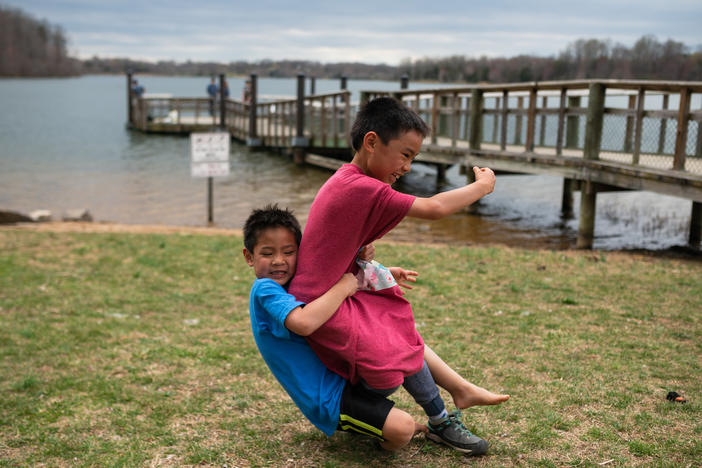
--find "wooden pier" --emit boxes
[127,73,702,249]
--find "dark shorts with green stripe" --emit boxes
[337,382,395,441]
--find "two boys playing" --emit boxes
[243,97,508,455]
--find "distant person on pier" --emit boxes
[242,79,252,105]
[206,77,219,116]
[288,97,502,455]
[221,79,230,99]
[131,79,144,98]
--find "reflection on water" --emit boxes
[0,75,695,251]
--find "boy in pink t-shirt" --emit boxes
[289,97,498,454]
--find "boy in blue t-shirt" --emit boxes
[243,204,508,453]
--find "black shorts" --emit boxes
[337,382,395,441]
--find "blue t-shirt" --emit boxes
[248,278,346,436]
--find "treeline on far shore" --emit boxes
[2,3,701,83]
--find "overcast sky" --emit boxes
[6,0,702,64]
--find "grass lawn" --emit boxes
[0,228,700,467]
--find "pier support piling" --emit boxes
[292,74,308,165]
[436,164,447,186]
[577,181,597,249]
[561,178,575,219]
[576,82,606,249]
[690,201,702,247]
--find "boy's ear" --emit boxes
[362,131,378,152]
[243,248,255,266]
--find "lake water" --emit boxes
[0,75,695,250]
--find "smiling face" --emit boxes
[361,130,423,185]
[243,226,298,286]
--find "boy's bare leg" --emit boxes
[424,345,509,409]
[379,408,427,451]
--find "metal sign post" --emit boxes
[190,132,230,225]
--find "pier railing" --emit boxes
[362,80,702,177]
[127,74,702,248]
[252,91,352,149]
[132,96,223,131]
[130,89,353,151]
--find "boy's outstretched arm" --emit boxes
[284,273,358,336]
[408,166,495,220]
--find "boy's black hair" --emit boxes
[243,204,302,252]
[350,96,430,152]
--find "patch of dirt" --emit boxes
[0,221,243,237]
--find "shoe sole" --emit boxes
[426,432,486,455]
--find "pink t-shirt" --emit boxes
[288,164,424,389]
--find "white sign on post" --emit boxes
[190,132,230,178]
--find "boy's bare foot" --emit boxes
[452,382,509,409]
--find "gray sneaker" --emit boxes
[427,410,489,455]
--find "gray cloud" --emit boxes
[6,0,701,64]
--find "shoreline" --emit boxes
[3,221,700,262]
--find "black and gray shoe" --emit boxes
[427,410,489,455]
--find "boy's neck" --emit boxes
[350,151,369,173]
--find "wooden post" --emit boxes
[400,74,409,90]
[515,96,524,145]
[624,94,636,153]
[219,73,226,130]
[431,92,439,144]
[525,88,537,151]
[451,92,459,148]
[292,74,307,164]
[673,87,691,171]
[332,95,338,147]
[566,96,581,150]
[492,97,500,143]
[469,88,484,150]
[690,201,702,247]
[439,95,449,138]
[500,90,508,150]
[320,97,326,147]
[340,76,347,90]
[247,73,260,146]
[539,96,547,146]
[658,94,669,154]
[310,76,316,95]
[556,88,567,155]
[583,83,605,159]
[577,82,606,249]
[126,71,133,127]
[344,92,351,148]
[632,88,645,165]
